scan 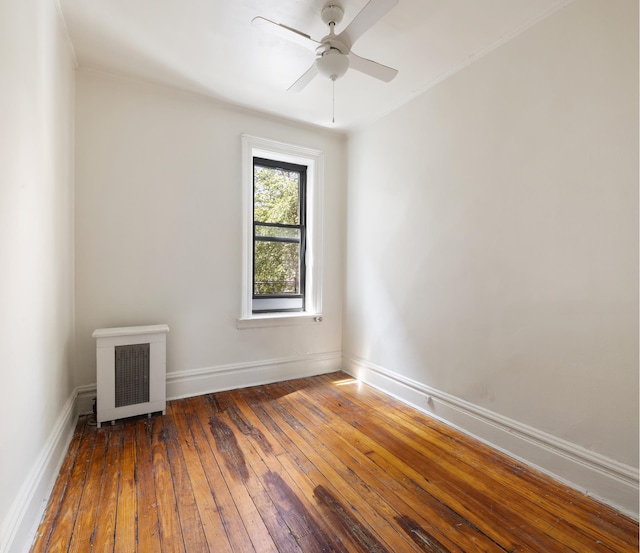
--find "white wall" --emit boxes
[74,70,346,395]
[0,0,76,550]
[344,0,638,513]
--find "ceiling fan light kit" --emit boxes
[317,49,350,80]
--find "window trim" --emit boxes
[239,135,324,328]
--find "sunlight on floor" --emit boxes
[331,376,363,392]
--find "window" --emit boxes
[240,135,324,327]
[253,157,306,313]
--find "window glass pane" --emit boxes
[255,224,300,240]
[254,240,301,295]
[254,165,300,225]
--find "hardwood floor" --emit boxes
[31,372,638,552]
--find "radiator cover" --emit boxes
[93,325,169,427]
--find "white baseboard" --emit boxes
[166,351,342,400]
[343,354,639,519]
[0,391,78,553]
[76,350,343,414]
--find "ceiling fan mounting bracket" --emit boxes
[321,4,344,26]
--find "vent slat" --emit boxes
[115,343,150,407]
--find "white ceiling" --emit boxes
[60,0,571,132]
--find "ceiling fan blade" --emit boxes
[348,51,397,82]
[288,63,319,93]
[337,0,398,50]
[252,16,319,51]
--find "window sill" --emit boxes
[237,313,323,330]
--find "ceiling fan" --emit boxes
[252,0,399,92]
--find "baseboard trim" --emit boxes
[75,351,343,414]
[343,354,639,519]
[166,351,343,400]
[1,390,77,553]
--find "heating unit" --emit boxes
[93,324,169,428]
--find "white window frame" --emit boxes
[238,135,324,329]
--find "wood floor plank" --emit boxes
[67,426,108,552]
[135,418,163,552]
[163,402,209,553]
[151,416,186,553]
[169,399,233,553]
[41,420,97,553]
[92,424,123,553]
[114,422,137,553]
[31,372,639,553]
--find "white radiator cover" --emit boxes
[93,324,169,427]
